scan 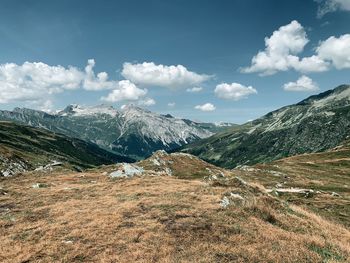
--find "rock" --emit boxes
[152,158,161,166]
[1,159,29,177]
[230,193,244,200]
[62,240,74,244]
[35,160,63,172]
[32,183,49,189]
[109,163,144,178]
[267,188,315,198]
[220,196,230,208]
[164,167,172,176]
[220,192,245,208]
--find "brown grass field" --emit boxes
[1,164,350,262]
[235,141,350,228]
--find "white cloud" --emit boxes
[0,61,84,105]
[316,34,350,69]
[215,83,257,100]
[83,59,115,91]
[186,87,203,93]
[194,103,216,112]
[167,102,176,107]
[0,59,156,108]
[241,20,330,75]
[292,55,330,72]
[101,80,147,102]
[283,75,319,92]
[316,0,350,17]
[137,97,156,106]
[39,100,55,113]
[121,62,211,89]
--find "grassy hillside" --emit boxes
[235,140,350,227]
[1,169,349,262]
[0,121,133,175]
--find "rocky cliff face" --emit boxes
[181,85,350,168]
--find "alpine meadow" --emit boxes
[0,1,350,262]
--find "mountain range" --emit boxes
[1,84,350,170]
[181,84,350,168]
[0,104,234,160]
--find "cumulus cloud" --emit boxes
[121,62,211,89]
[137,97,156,106]
[316,34,350,69]
[83,59,115,91]
[168,102,176,107]
[0,59,155,107]
[0,61,84,104]
[316,0,350,17]
[186,87,203,93]
[101,80,147,102]
[215,83,257,101]
[241,20,330,75]
[194,103,216,112]
[283,76,319,92]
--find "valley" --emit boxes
[1,85,350,263]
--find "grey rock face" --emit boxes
[0,104,227,160]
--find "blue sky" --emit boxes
[0,0,349,123]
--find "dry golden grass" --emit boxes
[1,169,350,262]
[234,142,350,227]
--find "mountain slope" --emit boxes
[1,151,349,262]
[0,121,132,176]
[0,105,232,160]
[235,139,350,227]
[181,84,350,168]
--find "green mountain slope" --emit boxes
[181,84,350,168]
[0,121,133,176]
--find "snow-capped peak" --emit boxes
[58,104,119,117]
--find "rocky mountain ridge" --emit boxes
[0,104,234,160]
[181,84,350,168]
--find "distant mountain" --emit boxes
[0,104,234,160]
[181,84,350,168]
[0,121,133,176]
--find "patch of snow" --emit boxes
[59,104,119,117]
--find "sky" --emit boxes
[0,0,349,123]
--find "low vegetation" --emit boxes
[1,163,349,262]
[235,140,350,227]
[0,121,132,176]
